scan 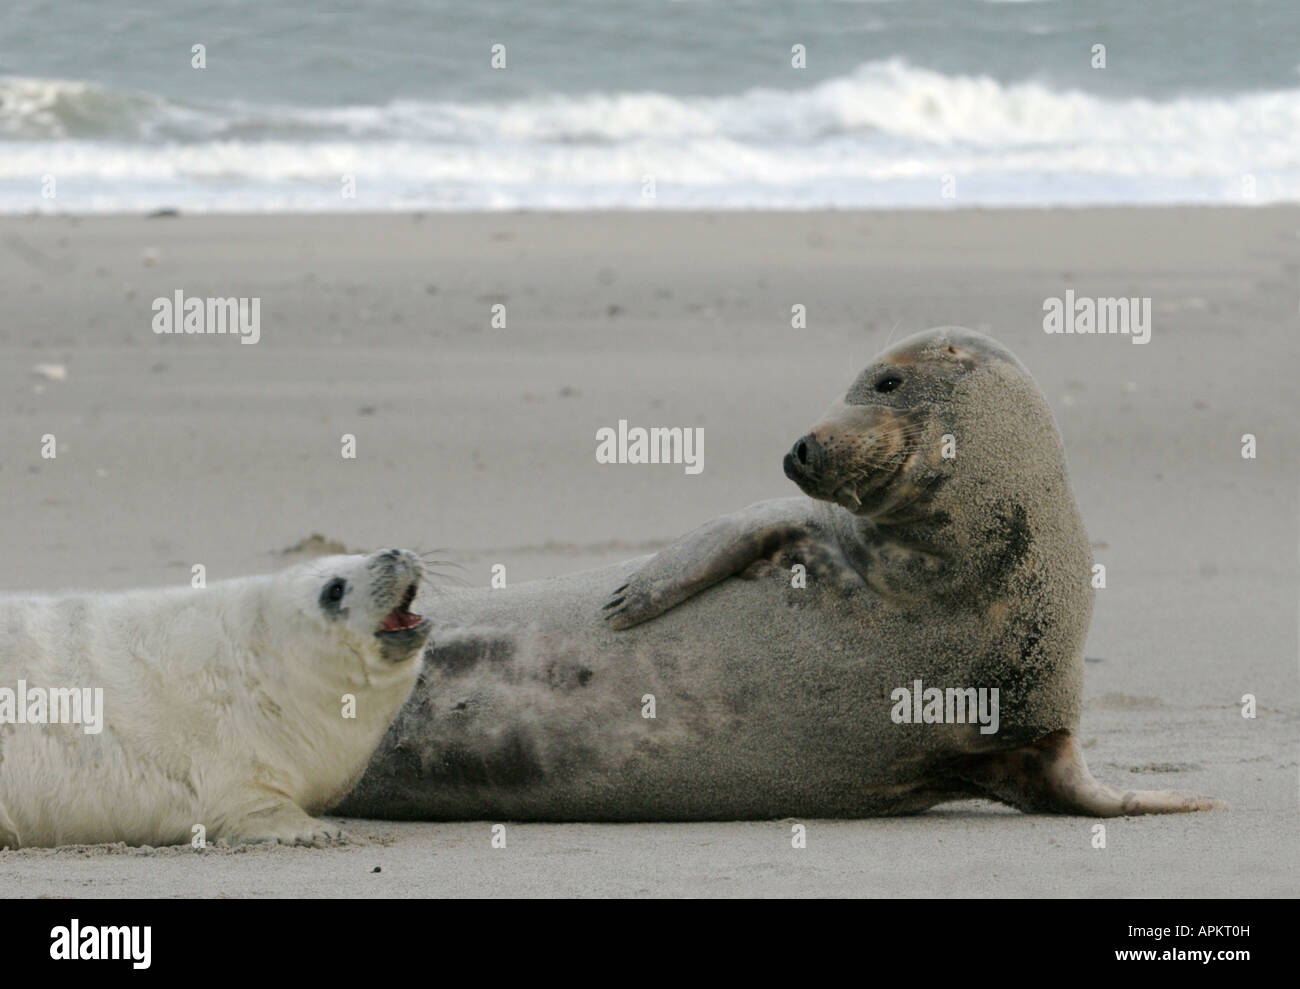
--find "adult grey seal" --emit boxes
[0,549,431,848]
[339,328,1220,820]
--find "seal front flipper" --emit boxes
[222,794,349,846]
[959,730,1224,816]
[603,498,814,630]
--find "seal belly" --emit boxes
[338,557,1013,821]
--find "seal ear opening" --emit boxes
[942,344,977,366]
[958,730,1224,817]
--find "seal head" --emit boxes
[785,326,1034,521]
[309,548,432,668]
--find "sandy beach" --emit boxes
[0,208,1296,897]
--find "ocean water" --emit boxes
[1,0,1298,211]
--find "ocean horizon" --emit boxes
[3,0,1298,212]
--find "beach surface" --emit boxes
[1,208,1296,897]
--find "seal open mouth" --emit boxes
[377,582,424,635]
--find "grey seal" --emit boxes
[339,328,1220,820]
[0,549,431,848]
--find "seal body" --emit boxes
[342,328,1219,820]
[0,550,431,848]
[342,554,1034,820]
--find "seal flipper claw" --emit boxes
[961,730,1224,817]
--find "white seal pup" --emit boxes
[0,549,431,848]
[340,328,1220,820]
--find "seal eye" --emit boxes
[875,375,903,393]
[325,579,346,603]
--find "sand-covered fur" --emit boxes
[342,329,1219,820]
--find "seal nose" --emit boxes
[784,433,822,481]
[373,548,421,584]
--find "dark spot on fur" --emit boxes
[1017,613,1047,668]
[428,636,516,677]
[433,731,546,787]
[909,475,950,514]
[436,745,489,784]
[377,740,423,781]
[489,731,547,785]
[931,499,1032,611]
[943,499,1064,741]
[727,680,761,715]
[981,500,1031,590]
[859,526,890,548]
[971,567,1055,745]
[543,660,594,690]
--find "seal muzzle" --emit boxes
[369,549,431,662]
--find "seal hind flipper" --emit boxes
[603,499,814,630]
[959,730,1224,816]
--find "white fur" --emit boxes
[0,552,428,848]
